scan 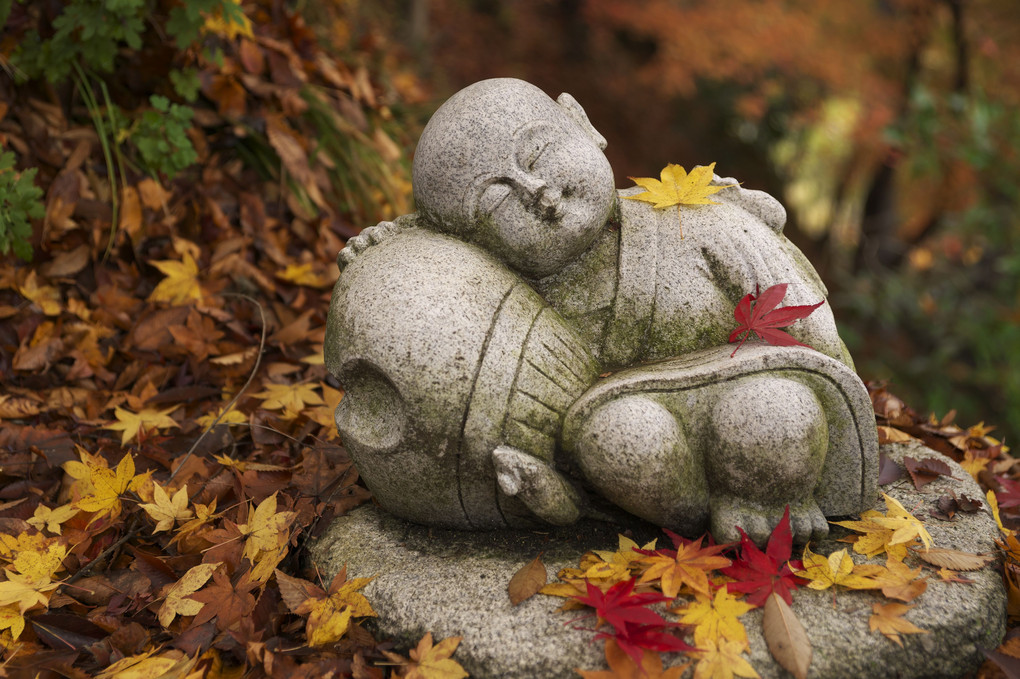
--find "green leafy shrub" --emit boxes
[132,95,199,180]
[0,152,44,261]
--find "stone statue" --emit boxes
[324,78,878,545]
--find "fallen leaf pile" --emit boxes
[542,486,998,678]
[0,0,471,675]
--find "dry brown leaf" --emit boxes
[119,185,143,241]
[911,547,994,571]
[877,426,916,444]
[40,244,90,278]
[508,553,546,606]
[0,395,42,419]
[902,455,955,491]
[762,592,811,679]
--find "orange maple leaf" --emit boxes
[577,639,688,679]
[637,536,731,598]
[869,602,929,646]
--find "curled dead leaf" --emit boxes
[903,455,955,491]
[508,553,547,606]
[762,592,811,679]
[911,547,994,571]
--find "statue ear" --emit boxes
[492,446,580,526]
[557,92,608,151]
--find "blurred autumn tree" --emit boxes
[378,0,1020,444]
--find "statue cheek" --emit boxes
[335,359,407,456]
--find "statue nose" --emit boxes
[511,171,562,217]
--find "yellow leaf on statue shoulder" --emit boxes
[624,162,738,238]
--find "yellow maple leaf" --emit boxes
[250,545,289,584]
[254,382,325,418]
[139,483,194,534]
[960,450,991,481]
[691,637,759,679]
[0,530,52,562]
[18,270,62,316]
[383,632,468,679]
[593,534,656,571]
[276,262,332,288]
[63,446,107,497]
[238,492,296,560]
[0,571,61,613]
[870,558,928,602]
[171,499,219,548]
[869,602,929,646]
[195,404,248,429]
[792,546,882,592]
[12,541,66,584]
[157,562,220,627]
[307,383,343,434]
[106,406,179,445]
[0,603,25,640]
[624,162,737,238]
[293,567,377,646]
[831,510,908,560]
[870,493,933,551]
[673,587,754,647]
[75,453,148,522]
[95,648,196,679]
[202,0,253,40]
[27,503,79,535]
[148,253,203,305]
[305,599,353,646]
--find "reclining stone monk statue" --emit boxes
[324,78,878,545]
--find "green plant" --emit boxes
[0,152,45,261]
[132,95,200,180]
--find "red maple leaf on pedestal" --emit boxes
[720,506,808,607]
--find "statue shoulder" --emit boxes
[336,213,422,271]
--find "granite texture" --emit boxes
[311,441,1005,678]
[324,77,879,543]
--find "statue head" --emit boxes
[412,78,616,278]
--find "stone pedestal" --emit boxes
[310,441,1005,678]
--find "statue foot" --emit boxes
[710,496,828,547]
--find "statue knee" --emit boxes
[708,377,827,503]
[572,395,708,530]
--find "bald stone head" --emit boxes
[412,78,616,278]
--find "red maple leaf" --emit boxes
[571,579,693,666]
[720,506,808,607]
[728,283,823,357]
[571,578,673,632]
[594,623,694,667]
[997,476,1020,509]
